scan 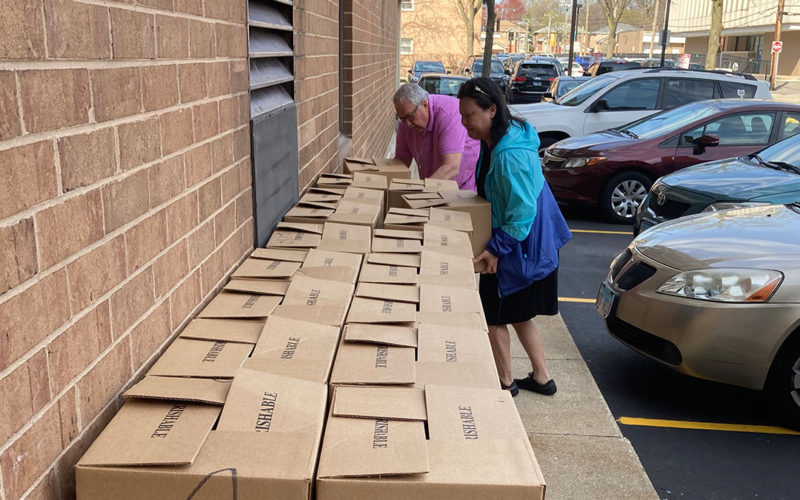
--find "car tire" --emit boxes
[538,136,561,159]
[600,171,651,224]
[766,333,800,429]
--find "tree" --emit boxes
[455,0,483,57]
[497,0,526,21]
[706,0,723,70]
[598,0,633,57]
[483,0,496,77]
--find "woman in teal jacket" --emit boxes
[458,77,572,397]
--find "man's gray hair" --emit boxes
[393,83,429,106]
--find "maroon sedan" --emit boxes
[542,99,800,223]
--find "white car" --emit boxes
[512,69,772,152]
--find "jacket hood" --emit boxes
[494,120,539,155]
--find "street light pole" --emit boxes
[568,0,584,76]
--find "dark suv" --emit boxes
[586,60,643,77]
[465,56,511,101]
[509,59,565,103]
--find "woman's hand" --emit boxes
[474,250,498,274]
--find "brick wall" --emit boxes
[0,1,252,498]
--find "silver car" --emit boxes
[596,203,800,426]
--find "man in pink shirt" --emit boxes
[393,84,480,191]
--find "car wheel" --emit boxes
[538,136,560,159]
[766,334,800,429]
[601,171,651,224]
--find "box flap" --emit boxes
[231,258,300,280]
[425,385,525,441]
[416,311,488,331]
[333,386,427,421]
[317,416,429,478]
[424,178,459,191]
[266,230,322,249]
[416,324,495,365]
[423,225,473,258]
[148,338,253,378]
[123,376,232,405]
[330,343,416,385]
[296,200,339,210]
[77,400,220,466]
[428,208,473,232]
[419,284,483,314]
[346,297,417,324]
[276,274,354,327]
[373,229,423,240]
[301,192,342,204]
[223,278,290,296]
[296,265,359,284]
[414,361,500,390]
[418,250,478,288]
[351,172,388,190]
[216,368,327,434]
[342,186,384,205]
[251,248,308,262]
[372,157,409,169]
[391,178,424,187]
[276,221,324,234]
[318,222,371,254]
[367,252,421,268]
[310,186,346,195]
[318,173,353,186]
[358,263,417,284]
[179,318,265,344]
[285,206,334,218]
[355,282,419,303]
[198,292,281,319]
[388,207,429,217]
[343,323,417,348]
[345,156,375,164]
[404,198,450,209]
[383,213,428,226]
[371,236,423,254]
[328,200,381,226]
[303,248,363,273]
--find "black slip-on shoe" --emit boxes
[500,380,519,397]
[515,372,557,396]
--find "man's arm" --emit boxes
[428,152,462,180]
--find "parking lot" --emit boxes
[558,207,800,498]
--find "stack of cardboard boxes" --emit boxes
[75,164,545,499]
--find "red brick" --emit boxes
[218,96,238,133]
[215,23,246,58]
[0,71,22,140]
[0,271,70,371]
[153,240,188,297]
[237,93,250,126]
[110,8,155,59]
[91,67,141,122]
[188,19,215,58]
[0,405,64,500]
[235,188,253,227]
[76,339,131,426]
[205,61,230,97]
[58,128,117,192]
[0,349,51,446]
[0,217,37,294]
[118,117,162,171]
[230,59,249,93]
[175,0,203,15]
[110,267,155,337]
[36,190,104,270]
[130,301,171,368]
[1,0,46,59]
[192,101,219,141]
[169,270,201,329]
[149,156,185,207]
[213,203,236,248]
[66,235,127,313]
[200,248,224,296]
[186,218,215,269]
[205,1,245,22]
[183,143,213,187]
[48,301,112,394]
[156,15,189,59]
[141,64,179,112]
[178,63,207,103]
[57,387,80,447]
[44,0,110,59]
[233,127,250,161]
[26,467,59,500]
[160,108,193,155]
[102,170,150,233]
[220,169,239,209]
[125,210,168,273]
[221,229,242,272]
[165,191,198,242]
[198,177,221,221]
[18,69,89,133]
[238,159,252,190]
[212,133,235,173]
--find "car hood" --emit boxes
[512,101,562,117]
[549,131,634,152]
[662,157,800,200]
[634,204,800,270]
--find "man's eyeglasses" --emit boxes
[396,103,420,122]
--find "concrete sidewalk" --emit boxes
[771,80,800,104]
[514,314,658,499]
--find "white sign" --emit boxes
[772,41,783,53]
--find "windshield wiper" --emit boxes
[754,154,800,174]
[619,129,638,139]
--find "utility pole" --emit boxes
[584,0,590,52]
[568,0,579,75]
[659,0,671,67]
[547,15,552,53]
[770,0,786,90]
[649,0,661,58]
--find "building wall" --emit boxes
[683,32,800,76]
[617,31,644,53]
[671,0,800,33]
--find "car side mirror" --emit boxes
[590,99,609,112]
[504,69,511,75]
[693,134,719,154]
[446,70,451,74]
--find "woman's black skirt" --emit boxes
[478,268,559,326]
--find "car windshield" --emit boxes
[418,76,466,97]
[755,133,800,169]
[518,64,558,77]
[473,60,504,74]
[618,102,719,140]
[557,79,584,96]
[415,61,445,72]
[556,75,617,106]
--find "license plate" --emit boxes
[595,282,618,319]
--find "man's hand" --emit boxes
[474,250,498,274]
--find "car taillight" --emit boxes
[549,77,555,81]
[514,76,526,82]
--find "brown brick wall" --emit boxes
[0,1,252,498]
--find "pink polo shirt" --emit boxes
[395,94,480,191]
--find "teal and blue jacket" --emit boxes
[478,120,572,297]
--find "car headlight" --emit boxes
[562,156,606,168]
[701,202,772,212]
[656,268,782,303]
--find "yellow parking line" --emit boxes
[559,297,595,303]
[570,229,633,235]
[618,417,800,435]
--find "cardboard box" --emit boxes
[327,199,382,229]
[317,222,371,255]
[344,157,411,183]
[351,172,388,190]
[198,292,282,319]
[251,247,308,262]
[343,323,417,348]
[438,190,492,257]
[266,222,323,249]
[415,311,488,332]
[355,282,419,303]
[123,376,232,405]
[418,284,483,314]
[283,206,335,224]
[223,278,290,296]
[148,338,253,378]
[371,231,423,254]
[415,323,495,366]
[271,271,355,327]
[427,207,473,233]
[244,315,341,384]
[179,318,266,344]
[345,297,417,324]
[299,191,341,209]
[231,257,300,280]
[358,263,418,285]
[342,186,385,210]
[301,248,363,284]
[422,224,474,259]
[329,341,416,387]
[367,252,421,268]
[417,250,477,289]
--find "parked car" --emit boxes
[501,54,527,73]
[508,59,564,103]
[416,73,468,97]
[542,99,800,223]
[635,124,800,234]
[586,59,643,76]
[569,62,585,76]
[409,60,446,82]
[542,76,591,103]
[513,68,773,154]
[597,203,800,427]
[464,56,511,100]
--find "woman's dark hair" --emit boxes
[457,77,525,145]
